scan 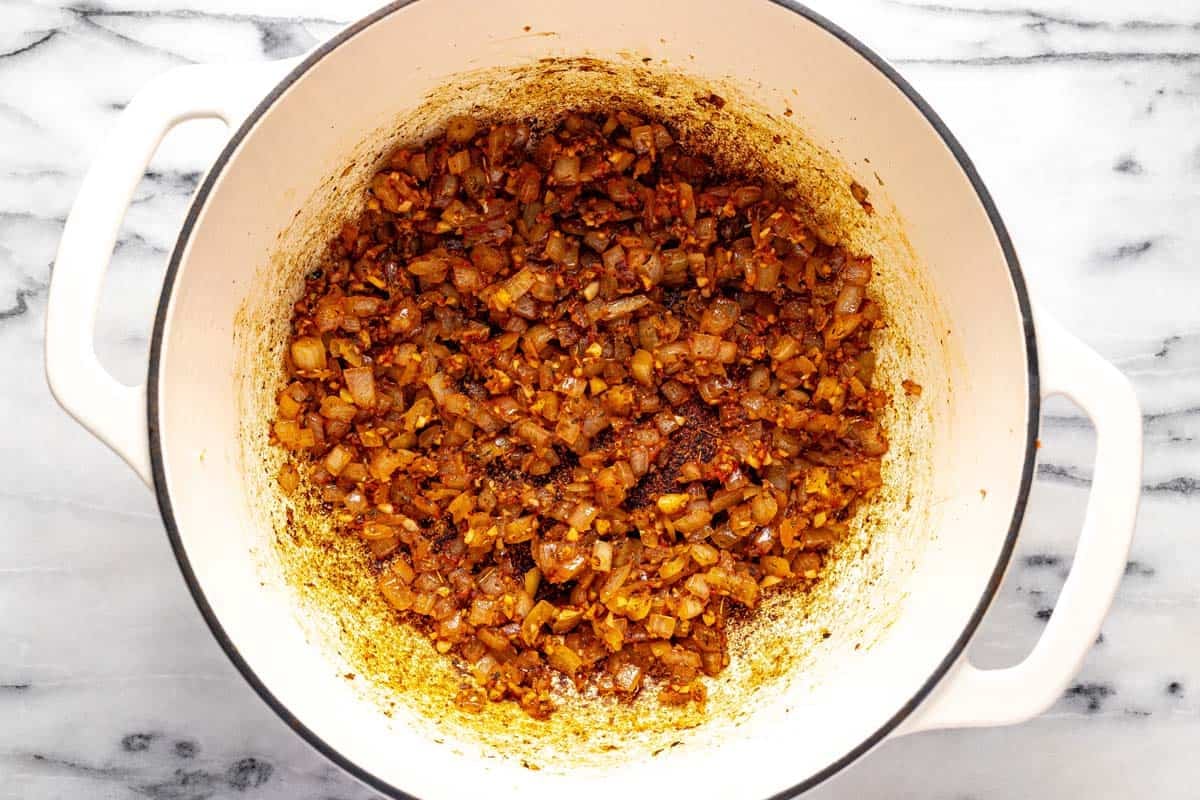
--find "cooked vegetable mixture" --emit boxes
[272,110,889,718]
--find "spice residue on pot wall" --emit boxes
[234,55,944,772]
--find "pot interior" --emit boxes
[153,1,1033,798]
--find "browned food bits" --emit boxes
[272,111,889,718]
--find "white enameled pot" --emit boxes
[45,2,1143,798]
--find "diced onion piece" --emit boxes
[545,231,569,263]
[520,600,556,646]
[552,155,580,185]
[347,295,382,316]
[598,295,649,321]
[762,555,792,578]
[646,613,676,639]
[700,298,739,334]
[447,492,475,522]
[319,396,357,422]
[534,540,588,583]
[836,284,864,316]
[595,613,628,652]
[770,335,800,361]
[407,151,431,180]
[674,507,713,534]
[291,337,326,371]
[516,419,553,451]
[732,185,763,208]
[503,516,537,544]
[343,366,377,407]
[754,258,781,292]
[851,419,889,456]
[690,543,719,567]
[659,554,689,581]
[468,598,497,626]
[556,373,586,398]
[826,313,862,343]
[452,262,481,292]
[637,251,663,287]
[591,540,613,572]
[567,501,600,531]
[495,267,536,312]
[323,444,352,476]
[447,150,471,175]
[314,297,344,332]
[369,448,410,481]
[362,521,397,540]
[630,125,654,154]
[690,333,723,360]
[599,562,632,604]
[751,491,779,525]
[677,595,705,620]
[274,419,300,448]
[547,643,583,675]
[555,415,582,446]
[685,573,711,599]
[678,181,697,225]
[391,556,415,584]
[631,349,654,386]
[426,373,452,404]
[276,388,302,419]
[379,572,415,610]
[389,298,421,333]
[612,661,642,692]
[344,489,368,513]
[843,257,872,286]
[407,253,450,281]
[629,446,650,477]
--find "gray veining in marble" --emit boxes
[2,0,1197,797]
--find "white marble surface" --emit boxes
[3,0,1198,797]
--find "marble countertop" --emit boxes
[3,0,1197,797]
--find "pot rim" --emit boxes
[146,2,1040,797]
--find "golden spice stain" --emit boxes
[237,56,945,773]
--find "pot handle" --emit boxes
[45,62,293,487]
[901,308,1142,733]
